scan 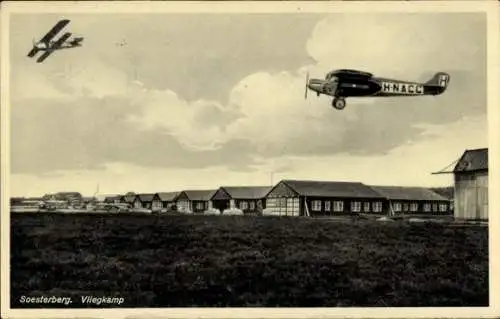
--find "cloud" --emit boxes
[125,88,236,151]
[259,114,487,187]
[10,13,487,177]
[218,13,486,157]
[10,113,487,197]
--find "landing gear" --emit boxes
[332,97,346,110]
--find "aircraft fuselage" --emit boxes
[305,69,450,110]
[308,74,447,99]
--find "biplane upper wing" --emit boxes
[39,19,70,44]
[36,32,72,63]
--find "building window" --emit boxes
[333,201,344,212]
[250,201,255,210]
[403,203,409,211]
[266,198,277,207]
[423,203,431,212]
[351,201,361,212]
[439,203,448,212]
[240,201,249,210]
[372,201,383,213]
[392,202,402,212]
[257,200,263,209]
[363,202,370,212]
[312,200,322,211]
[410,203,418,212]
[286,198,300,216]
[432,203,438,212]
[266,197,299,216]
[324,201,331,211]
[196,202,204,210]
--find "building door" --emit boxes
[212,200,229,212]
[476,174,488,220]
[455,174,479,220]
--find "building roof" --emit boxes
[55,192,82,197]
[121,194,136,203]
[279,180,384,199]
[178,190,217,201]
[44,192,82,200]
[136,193,155,202]
[453,148,488,173]
[104,195,121,203]
[220,186,273,199]
[369,186,448,201]
[157,192,179,202]
[430,187,454,200]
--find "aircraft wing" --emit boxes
[36,50,53,63]
[39,19,70,44]
[36,32,72,63]
[27,46,40,58]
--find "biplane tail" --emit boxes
[425,72,450,95]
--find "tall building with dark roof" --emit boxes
[453,148,488,220]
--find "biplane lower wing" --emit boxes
[39,19,70,44]
[36,50,53,63]
[36,32,72,63]
[27,47,40,58]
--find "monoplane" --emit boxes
[305,69,450,110]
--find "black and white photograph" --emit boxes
[1,1,499,318]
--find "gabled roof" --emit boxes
[178,190,217,201]
[220,186,273,199]
[121,194,136,203]
[157,192,179,202]
[279,180,383,199]
[453,148,488,173]
[369,186,448,201]
[136,193,155,202]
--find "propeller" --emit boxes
[304,71,309,99]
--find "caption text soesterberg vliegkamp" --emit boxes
[19,295,125,306]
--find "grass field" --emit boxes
[10,213,488,307]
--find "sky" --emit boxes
[8,12,488,197]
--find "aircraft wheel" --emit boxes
[332,97,346,110]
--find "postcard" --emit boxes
[1,1,499,318]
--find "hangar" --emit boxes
[453,148,488,220]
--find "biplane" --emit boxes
[27,19,83,63]
[305,69,450,110]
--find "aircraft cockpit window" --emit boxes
[326,75,338,82]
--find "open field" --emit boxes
[10,213,488,307]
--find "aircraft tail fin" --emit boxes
[425,72,450,91]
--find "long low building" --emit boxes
[211,186,272,214]
[264,179,451,217]
[368,186,450,215]
[175,189,217,213]
[265,180,386,216]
